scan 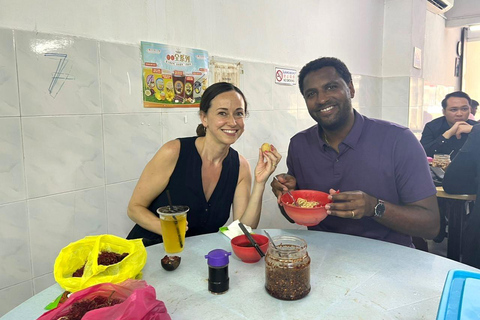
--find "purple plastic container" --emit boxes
[205,249,231,294]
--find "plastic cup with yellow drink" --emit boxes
[157,206,189,254]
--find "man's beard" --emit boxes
[311,101,353,131]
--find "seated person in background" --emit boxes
[127,82,281,246]
[442,124,480,268]
[271,57,439,247]
[469,99,478,120]
[420,91,477,159]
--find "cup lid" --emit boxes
[157,206,189,215]
[205,249,231,267]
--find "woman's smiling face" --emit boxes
[201,90,246,144]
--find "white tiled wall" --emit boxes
[0,118,26,204]
[382,76,411,126]
[0,30,19,117]
[15,31,102,116]
[0,28,384,316]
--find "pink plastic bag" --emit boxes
[38,279,171,320]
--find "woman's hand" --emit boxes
[233,144,281,229]
[254,144,282,184]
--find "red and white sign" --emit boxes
[275,67,297,86]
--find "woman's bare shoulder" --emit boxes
[237,153,252,179]
[151,139,181,164]
[162,139,181,153]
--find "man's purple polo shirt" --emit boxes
[287,110,436,246]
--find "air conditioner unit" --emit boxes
[427,0,454,15]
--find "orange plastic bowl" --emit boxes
[231,234,269,263]
[280,190,332,226]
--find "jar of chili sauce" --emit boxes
[265,235,310,300]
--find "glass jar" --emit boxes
[432,154,451,171]
[265,235,311,300]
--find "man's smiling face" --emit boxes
[302,66,355,131]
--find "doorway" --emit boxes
[464,28,480,120]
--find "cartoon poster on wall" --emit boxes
[141,42,209,108]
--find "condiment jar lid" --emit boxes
[205,249,231,267]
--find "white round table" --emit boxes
[2,229,479,320]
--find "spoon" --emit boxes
[264,230,284,257]
[274,176,297,206]
[263,230,278,249]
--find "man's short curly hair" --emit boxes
[298,57,352,95]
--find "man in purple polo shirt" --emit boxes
[271,57,440,247]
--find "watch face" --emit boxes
[375,200,385,217]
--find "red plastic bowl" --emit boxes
[231,234,269,263]
[280,190,332,226]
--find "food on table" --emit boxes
[265,237,311,300]
[52,294,123,320]
[161,255,181,271]
[237,242,254,247]
[72,252,129,277]
[280,190,330,226]
[432,154,451,171]
[296,197,320,208]
[72,266,85,278]
[261,143,272,152]
[97,251,128,266]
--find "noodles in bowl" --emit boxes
[280,190,332,226]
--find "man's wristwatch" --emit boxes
[373,199,385,218]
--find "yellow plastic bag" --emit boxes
[54,234,147,293]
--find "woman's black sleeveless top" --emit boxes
[127,137,240,246]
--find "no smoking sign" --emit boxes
[275,67,297,86]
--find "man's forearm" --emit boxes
[374,196,440,239]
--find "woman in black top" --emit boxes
[442,124,480,268]
[127,82,281,245]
